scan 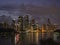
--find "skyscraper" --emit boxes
[31,18,37,30]
[23,15,29,30]
[47,18,51,25]
[18,16,23,31]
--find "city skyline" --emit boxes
[0,0,60,25]
[0,0,60,45]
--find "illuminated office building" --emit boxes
[18,16,23,31]
[23,15,29,30]
[31,18,37,30]
[42,24,47,39]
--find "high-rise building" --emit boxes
[31,18,35,25]
[18,16,23,31]
[42,24,46,30]
[47,18,54,30]
[42,24,47,39]
[23,15,29,30]
[47,18,51,25]
[31,18,37,30]
[46,18,56,38]
[28,22,31,29]
[11,19,16,29]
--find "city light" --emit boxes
[0,15,59,45]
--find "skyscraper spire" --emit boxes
[48,18,51,25]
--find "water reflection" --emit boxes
[16,31,42,45]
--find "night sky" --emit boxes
[0,0,60,25]
[0,0,56,6]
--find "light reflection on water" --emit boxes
[15,32,42,45]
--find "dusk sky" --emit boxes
[0,0,56,6]
[0,0,60,25]
[0,0,57,7]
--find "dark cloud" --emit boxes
[24,5,56,15]
[0,0,60,25]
